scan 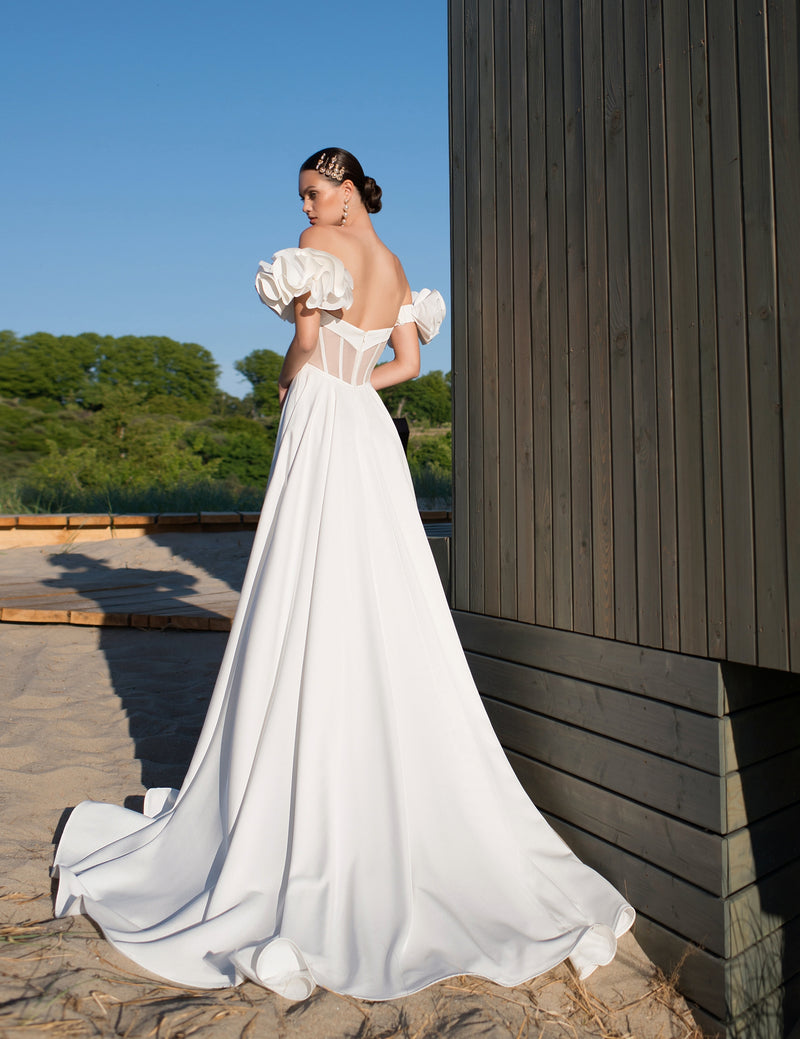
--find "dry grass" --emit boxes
[0,893,703,1039]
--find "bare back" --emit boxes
[299,225,410,330]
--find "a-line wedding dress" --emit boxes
[53,247,634,1001]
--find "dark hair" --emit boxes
[300,148,383,214]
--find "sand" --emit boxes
[0,535,701,1037]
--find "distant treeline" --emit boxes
[0,331,452,512]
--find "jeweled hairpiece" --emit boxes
[315,152,346,181]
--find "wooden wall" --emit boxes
[454,610,800,1037]
[448,0,800,1034]
[449,0,800,674]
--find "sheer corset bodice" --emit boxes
[307,313,394,387]
[253,249,446,387]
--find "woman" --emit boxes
[53,148,634,1001]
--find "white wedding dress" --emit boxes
[53,248,634,1000]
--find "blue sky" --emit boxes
[1,1,451,397]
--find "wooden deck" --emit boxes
[0,514,452,631]
[0,532,243,631]
[0,510,453,549]
[0,576,239,631]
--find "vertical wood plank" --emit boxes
[510,0,535,623]
[624,0,662,649]
[464,0,485,615]
[646,0,679,651]
[545,0,573,631]
[737,0,789,671]
[768,0,800,669]
[494,0,518,620]
[663,0,708,657]
[452,0,797,676]
[707,0,756,664]
[563,0,593,634]
[604,0,637,644]
[689,0,726,660]
[479,0,501,617]
[529,0,553,628]
[583,0,614,639]
[448,0,470,612]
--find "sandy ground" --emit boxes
[0,535,702,1037]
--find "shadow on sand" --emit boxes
[42,533,251,794]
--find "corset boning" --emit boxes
[306,319,390,387]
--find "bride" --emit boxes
[53,147,634,1001]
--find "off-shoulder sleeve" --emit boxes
[255,247,354,322]
[395,288,446,344]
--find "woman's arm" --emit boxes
[278,294,320,405]
[370,320,420,391]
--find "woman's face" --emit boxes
[299,171,346,227]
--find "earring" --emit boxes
[341,197,349,226]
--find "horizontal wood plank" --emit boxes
[0,607,70,624]
[633,914,726,1020]
[467,650,722,772]
[508,750,723,895]
[722,694,800,771]
[641,894,800,1019]
[725,801,800,894]
[454,612,723,712]
[727,856,800,957]
[66,515,113,528]
[484,696,723,830]
[725,746,800,831]
[14,515,69,528]
[69,612,132,627]
[109,515,158,527]
[544,814,724,954]
[711,969,800,1039]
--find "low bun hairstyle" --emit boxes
[301,148,383,214]
[361,176,382,214]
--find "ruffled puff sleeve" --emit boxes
[255,247,354,322]
[395,288,446,344]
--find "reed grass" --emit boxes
[0,477,267,516]
[0,469,452,517]
[408,465,452,510]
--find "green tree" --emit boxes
[191,416,277,484]
[378,370,451,426]
[234,349,284,416]
[210,389,256,417]
[407,430,452,471]
[30,413,222,492]
[92,336,219,404]
[0,396,89,478]
[0,331,97,403]
[0,332,220,407]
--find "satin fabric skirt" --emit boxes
[53,363,634,1000]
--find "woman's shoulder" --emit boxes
[296,228,410,314]
[298,225,345,260]
[389,250,411,296]
[381,249,411,305]
[299,227,402,273]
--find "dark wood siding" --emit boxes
[770,0,800,670]
[449,0,800,674]
[455,612,800,1037]
[449,1,800,1033]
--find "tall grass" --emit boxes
[0,477,267,516]
[0,468,452,516]
[409,465,452,510]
